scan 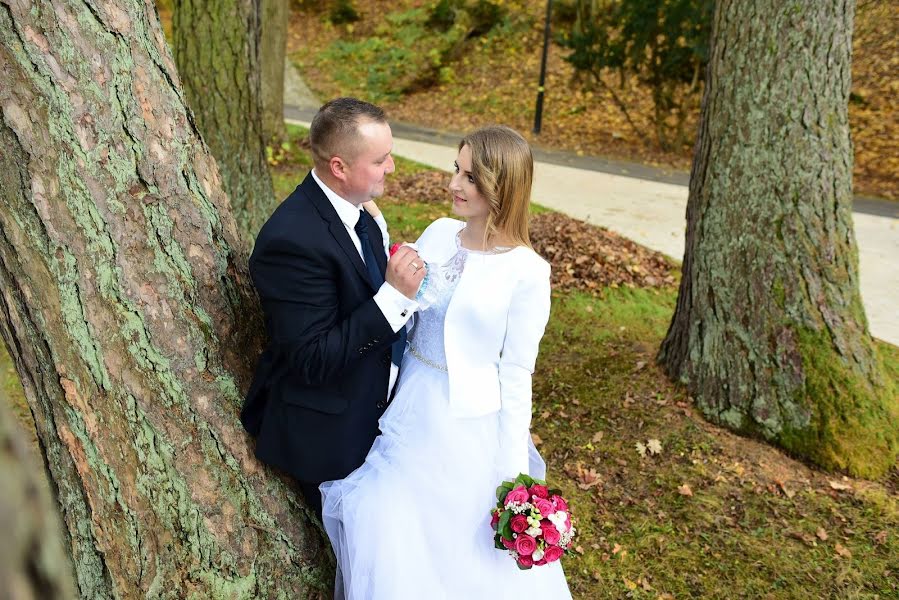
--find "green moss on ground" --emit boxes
[534,290,898,598]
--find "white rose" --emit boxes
[532,548,545,561]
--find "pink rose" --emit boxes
[510,514,528,533]
[529,484,549,499]
[490,511,500,529]
[504,485,530,506]
[534,558,548,566]
[514,534,537,557]
[501,536,516,550]
[541,522,561,545]
[544,545,564,562]
[517,554,534,568]
[551,494,568,511]
[534,498,554,516]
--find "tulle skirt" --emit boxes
[320,355,572,599]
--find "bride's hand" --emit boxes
[361,200,382,219]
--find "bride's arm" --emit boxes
[496,258,552,478]
[362,200,390,253]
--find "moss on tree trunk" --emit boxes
[260,0,288,144]
[173,0,276,241]
[0,1,332,596]
[658,0,898,478]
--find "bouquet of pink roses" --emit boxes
[490,473,575,569]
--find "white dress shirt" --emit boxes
[311,169,417,394]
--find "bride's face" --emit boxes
[449,145,490,221]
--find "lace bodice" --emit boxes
[407,247,467,372]
[407,231,512,372]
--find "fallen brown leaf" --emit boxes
[834,543,852,559]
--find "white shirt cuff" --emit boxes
[374,282,418,332]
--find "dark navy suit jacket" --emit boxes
[241,172,397,483]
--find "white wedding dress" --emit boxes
[320,236,572,599]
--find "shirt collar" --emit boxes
[311,168,362,229]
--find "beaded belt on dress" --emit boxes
[407,344,448,372]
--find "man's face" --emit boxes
[339,120,395,205]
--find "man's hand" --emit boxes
[386,245,426,299]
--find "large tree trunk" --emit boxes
[173,0,275,240]
[658,0,898,478]
[0,399,76,599]
[0,1,331,597]
[260,0,288,143]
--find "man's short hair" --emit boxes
[309,98,387,167]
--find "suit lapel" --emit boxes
[300,174,373,289]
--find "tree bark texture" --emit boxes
[260,0,287,143]
[173,0,275,240]
[0,399,77,600]
[0,1,332,597]
[658,0,897,478]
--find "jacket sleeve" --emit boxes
[496,257,552,479]
[251,236,396,386]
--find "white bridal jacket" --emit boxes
[412,217,551,478]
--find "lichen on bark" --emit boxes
[0,0,333,596]
[658,0,898,478]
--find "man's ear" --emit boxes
[329,156,347,182]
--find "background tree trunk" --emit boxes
[658,0,898,478]
[260,0,288,143]
[0,1,332,597]
[0,400,76,600]
[173,0,275,240]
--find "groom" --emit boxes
[241,98,424,517]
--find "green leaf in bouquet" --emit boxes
[496,484,512,503]
[494,534,505,550]
[497,510,511,534]
[502,522,513,540]
[514,473,535,488]
[516,562,532,571]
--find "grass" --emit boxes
[289,0,898,201]
[4,131,896,599]
[533,291,898,598]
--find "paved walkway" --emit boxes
[284,104,898,346]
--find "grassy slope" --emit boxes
[4,123,896,598]
[289,0,898,201]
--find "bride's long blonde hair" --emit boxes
[459,126,533,249]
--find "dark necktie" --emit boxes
[354,215,407,368]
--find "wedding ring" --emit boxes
[410,261,420,271]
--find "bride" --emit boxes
[320,125,572,599]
